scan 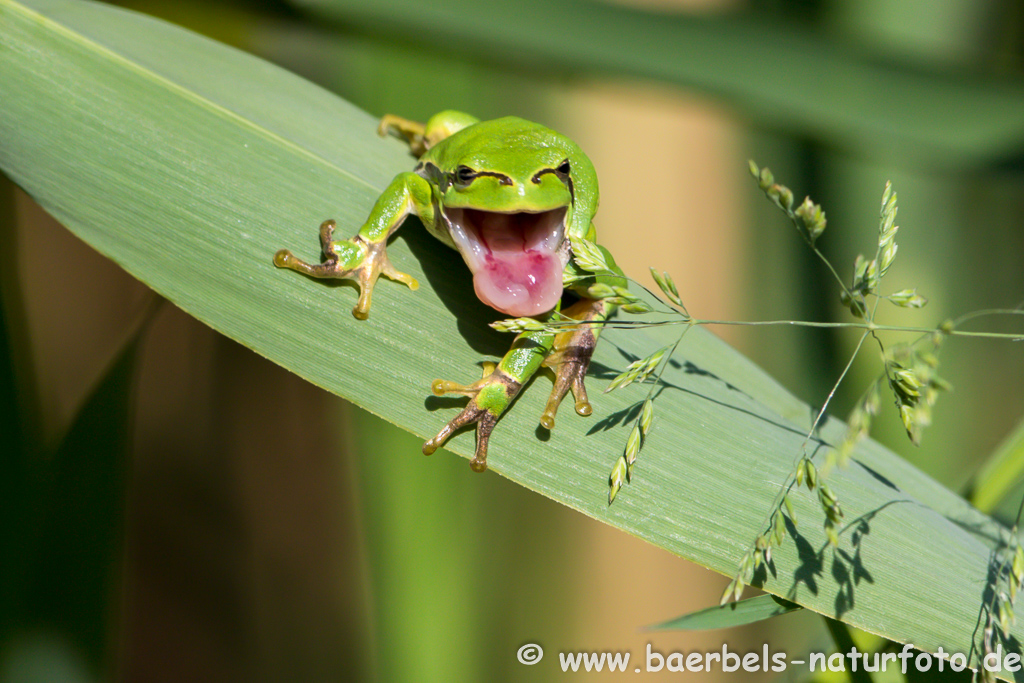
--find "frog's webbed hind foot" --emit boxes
[423,362,519,473]
[274,219,418,320]
[378,115,428,156]
[423,405,497,474]
[540,343,594,430]
[539,298,607,429]
[379,111,481,157]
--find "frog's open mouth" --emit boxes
[444,207,568,317]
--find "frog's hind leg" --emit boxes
[424,330,553,473]
[424,297,616,471]
[423,362,506,473]
[378,111,480,156]
[377,115,428,156]
[539,297,616,430]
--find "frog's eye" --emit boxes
[532,160,572,185]
[455,166,476,184]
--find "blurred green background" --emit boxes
[2,0,1023,680]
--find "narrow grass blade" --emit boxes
[969,416,1024,515]
[651,594,801,631]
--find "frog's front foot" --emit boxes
[274,220,418,320]
[423,362,519,472]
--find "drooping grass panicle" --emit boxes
[882,334,951,446]
[723,172,910,602]
[606,324,693,504]
[749,161,860,308]
[620,162,1022,659]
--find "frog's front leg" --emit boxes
[274,172,432,319]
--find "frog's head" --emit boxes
[427,147,575,318]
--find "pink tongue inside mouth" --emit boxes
[463,209,564,317]
[473,250,564,317]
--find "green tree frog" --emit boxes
[274,111,628,472]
